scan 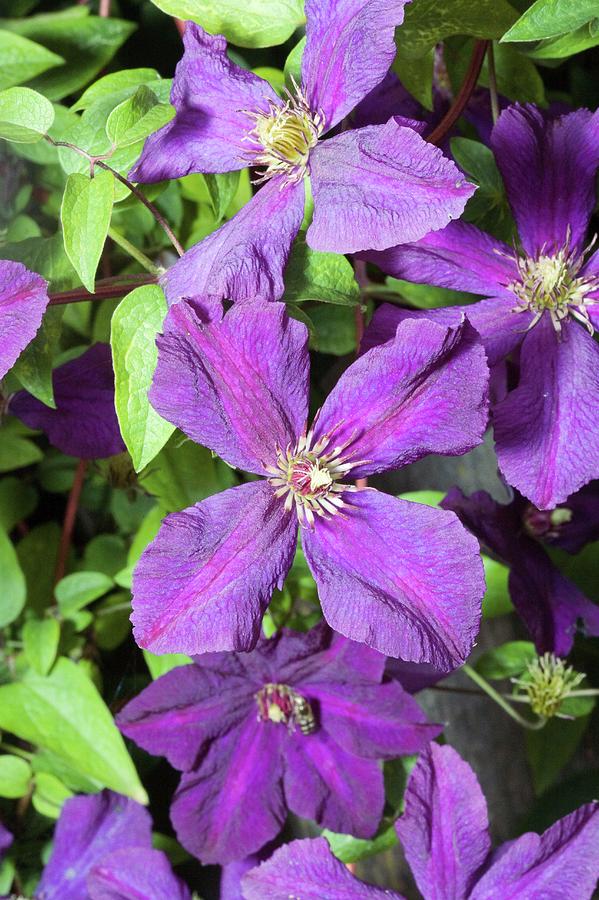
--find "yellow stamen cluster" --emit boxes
[512,653,584,719]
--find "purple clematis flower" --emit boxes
[0,259,50,381]
[9,344,125,459]
[441,486,599,656]
[130,1,475,307]
[118,623,441,864]
[131,301,488,667]
[359,103,599,510]
[242,743,599,900]
[36,789,190,900]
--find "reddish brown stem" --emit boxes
[174,18,186,37]
[427,40,489,147]
[99,0,111,15]
[49,275,157,306]
[54,459,88,586]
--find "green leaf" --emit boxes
[502,0,599,42]
[0,231,78,291]
[74,68,161,111]
[55,571,113,615]
[17,522,61,615]
[0,30,63,91]
[105,85,174,149]
[0,657,147,802]
[0,419,43,473]
[393,47,435,109]
[526,714,591,795]
[526,22,599,59]
[0,755,32,799]
[0,85,54,142]
[140,434,236,512]
[94,591,132,651]
[0,477,37,533]
[22,618,60,676]
[481,556,514,618]
[143,650,193,680]
[396,0,518,57]
[61,170,114,292]
[0,528,26,627]
[283,236,359,306]
[323,824,398,864]
[384,277,475,310]
[450,136,512,240]
[398,490,445,507]
[475,641,536,680]
[203,172,241,223]
[148,0,305,48]
[111,285,174,472]
[32,771,73,819]
[284,36,305,89]
[1,8,136,101]
[481,44,545,104]
[12,307,63,409]
[82,534,128,578]
[308,304,357,356]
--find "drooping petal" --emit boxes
[360,296,528,367]
[221,848,275,900]
[129,24,279,182]
[36,791,152,900]
[283,728,384,837]
[162,176,304,306]
[470,803,599,900]
[242,838,406,900]
[395,743,491,900]
[313,317,489,479]
[87,847,191,900]
[307,121,475,253]
[131,481,297,655]
[301,0,409,132]
[151,301,308,475]
[494,318,599,509]
[303,489,484,668]
[491,105,599,256]
[0,259,50,380]
[440,487,523,565]
[359,220,518,296]
[10,344,125,459]
[541,483,599,554]
[509,556,599,656]
[117,662,255,771]
[170,714,286,864]
[306,681,441,758]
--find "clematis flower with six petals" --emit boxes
[360,103,599,510]
[131,301,489,668]
[130,0,475,307]
[117,623,441,864]
[242,743,599,900]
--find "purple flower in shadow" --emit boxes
[10,344,125,459]
[359,103,599,510]
[35,790,190,900]
[0,259,50,380]
[118,623,441,864]
[131,301,489,667]
[242,743,599,900]
[130,1,474,307]
[441,485,599,656]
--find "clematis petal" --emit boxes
[509,557,599,656]
[151,301,308,475]
[283,727,384,837]
[396,743,491,900]
[303,489,484,668]
[0,823,11,859]
[306,681,441,758]
[494,318,599,509]
[242,837,405,900]
[541,483,599,554]
[360,296,528,367]
[440,487,523,565]
[162,176,304,306]
[313,317,489,479]
[131,481,298,655]
[301,0,409,132]
[10,344,125,459]
[87,847,191,900]
[36,791,152,900]
[0,259,50,380]
[129,24,279,182]
[491,105,599,256]
[470,803,599,900]
[359,219,518,296]
[352,70,424,128]
[117,662,255,771]
[307,121,475,253]
[170,714,286,864]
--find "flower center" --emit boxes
[241,81,324,185]
[512,653,584,719]
[522,503,573,543]
[255,683,316,734]
[508,234,599,334]
[265,430,359,526]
